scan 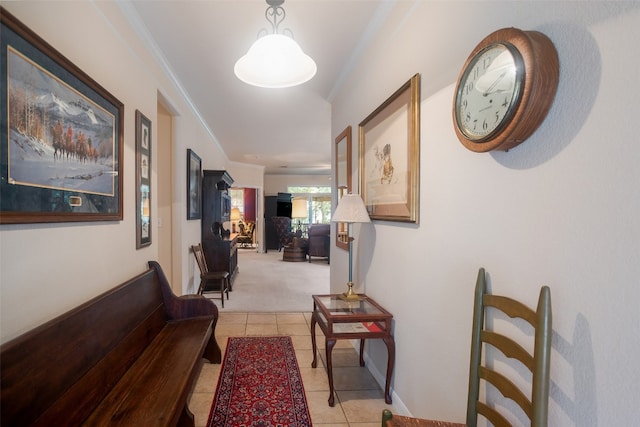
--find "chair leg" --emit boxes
[220,279,224,308]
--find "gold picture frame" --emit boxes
[334,126,352,250]
[359,74,420,223]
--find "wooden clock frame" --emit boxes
[453,27,559,152]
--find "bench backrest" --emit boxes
[1,266,168,426]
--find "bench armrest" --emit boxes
[148,261,219,321]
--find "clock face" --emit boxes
[455,43,524,142]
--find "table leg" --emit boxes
[383,336,396,404]
[310,313,318,368]
[325,338,337,407]
[359,339,365,366]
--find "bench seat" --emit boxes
[1,261,221,427]
[85,318,213,426]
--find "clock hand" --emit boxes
[483,71,507,96]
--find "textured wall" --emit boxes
[330,2,640,425]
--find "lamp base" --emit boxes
[339,281,362,301]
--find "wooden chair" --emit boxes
[382,268,552,427]
[191,243,230,307]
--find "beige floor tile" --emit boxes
[216,323,247,336]
[320,347,362,367]
[217,312,247,324]
[290,334,314,350]
[245,323,279,335]
[192,363,220,393]
[188,392,213,427]
[214,335,229,356]
[305,390,348,424]
[337,389,395,423]
[333,366,381,391]
[247,313,276,324]
[276,312,308,324]
[299,367,330,392]
[295,348,317,369]
[278,323,311,336]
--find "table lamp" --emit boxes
[291,198,308,233]
[230,207,241,233]
[331,194,371,301]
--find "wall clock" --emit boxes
[453,27,559,152]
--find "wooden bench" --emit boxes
[1,260,222,427]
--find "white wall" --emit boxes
[0,2,228,341]
[330,2,639,425]
[264,173,331,196]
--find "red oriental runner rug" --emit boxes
[207,336,312,427]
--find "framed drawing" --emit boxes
[135,110,151,248]
[334,125,352,250]
[359,74,420,223]
[186,149,201,220]
[0,9,124,224]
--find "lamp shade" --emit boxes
[234,34,317,88]
[331,194,370,224]
[230,207,241,221]
[291,198,308,219]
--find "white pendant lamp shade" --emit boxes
[234,34,317,88]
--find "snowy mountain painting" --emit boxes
[7,47,117,197]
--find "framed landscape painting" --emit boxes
[0,9,124,224]
[359,74,420,223]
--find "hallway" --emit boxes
[188,311,400,426]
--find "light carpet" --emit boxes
[207,336,312,427]
[207,249,329,312]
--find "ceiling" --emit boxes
[123,0,387,175]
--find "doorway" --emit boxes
[230,187,258,249]
[156,100,176,292]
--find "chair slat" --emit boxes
[479,366,533,419]
[484,294,537,326]
[476,401,511,427]
[481,330,535,371]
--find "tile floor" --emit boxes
[188,311,400,426]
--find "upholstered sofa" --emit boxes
[307,224,330,263]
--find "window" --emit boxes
[229,188,244,216]
[288,186,331,225]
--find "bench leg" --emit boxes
[177,404,195,427]
[203,333,222,364]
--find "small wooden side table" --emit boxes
[310,294,395,406]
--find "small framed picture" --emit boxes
[187,149,202,220]
[136,110,151,248]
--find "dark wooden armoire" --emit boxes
[201,170,238,286]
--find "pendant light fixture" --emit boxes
[234,0,317,88]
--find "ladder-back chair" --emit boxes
[382,268,552,427]
[191,243,229,307]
